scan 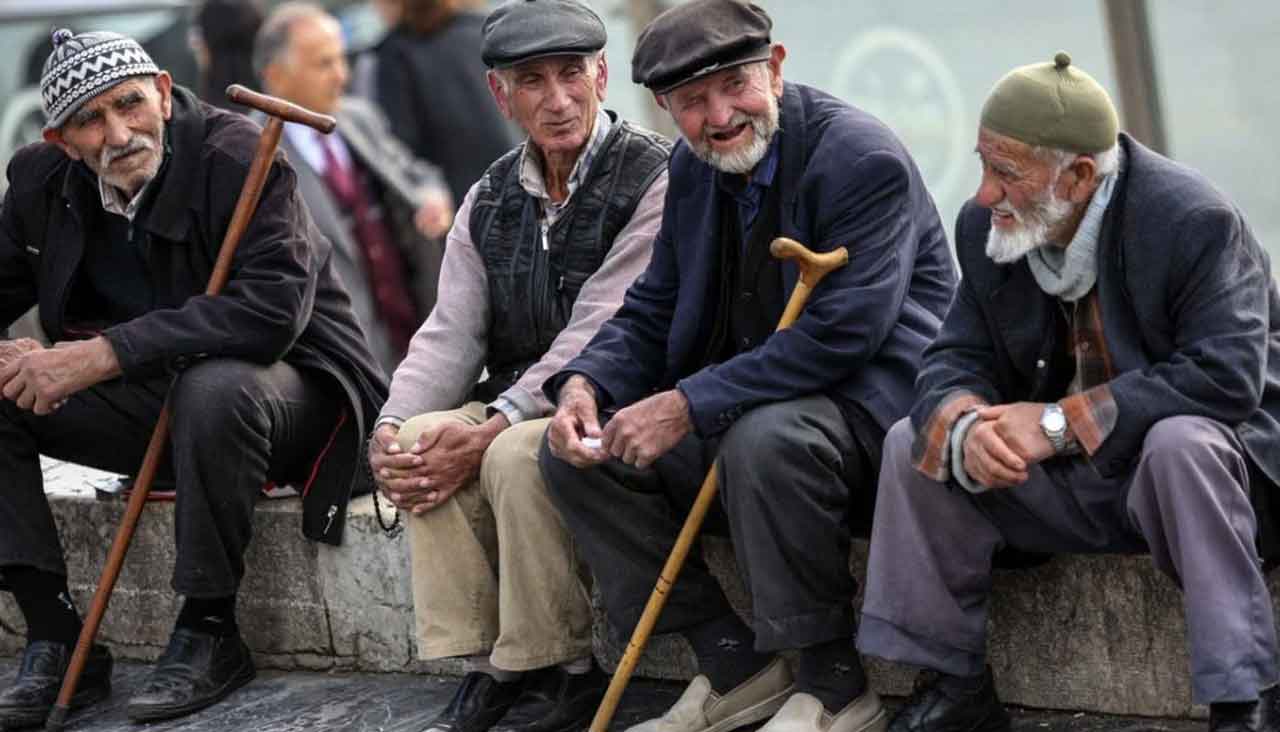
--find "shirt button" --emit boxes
[741,337,752,347]
[1036,359,1046,369]
[1080,342,1091,353]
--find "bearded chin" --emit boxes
[689,95,780,175]
[985,193,1074,264]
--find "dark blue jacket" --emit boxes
[549,82,956,436]
[913,134,1280,537]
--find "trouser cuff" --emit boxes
[856,613,985,677]
[755,603,855,653]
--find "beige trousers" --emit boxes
[400,402,594,671]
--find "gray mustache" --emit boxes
[101,137,155,166]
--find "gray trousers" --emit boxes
[857,415,1278,704]
[540,395,877,652]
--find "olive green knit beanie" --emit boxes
[980,51,1118,153]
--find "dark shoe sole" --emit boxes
[125,659,255,723]
[0,680,112,730]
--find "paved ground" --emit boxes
[0,659,1203,732]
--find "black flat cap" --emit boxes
[481,0,607,69]
[632,0,772,94]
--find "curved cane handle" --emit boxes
[226,85,337,133]
[769,237,849,331]
[770,236,850,288]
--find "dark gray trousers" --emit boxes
[0,359,340,598]
[539,395,876,653]
[857,416,1278,704]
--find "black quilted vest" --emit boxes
[469,114,670,401]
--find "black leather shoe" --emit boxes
[888,667,1009,732]
[422,672,527,732]
[1210,684,1280,731]
[126,629,255,722]
[0,641,111,729]
[499,664,608,732]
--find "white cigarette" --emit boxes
[581,437,603,450]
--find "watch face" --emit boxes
[1043,410,1066,432]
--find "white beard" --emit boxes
[686,94,780,175]
[985,188,1074,264]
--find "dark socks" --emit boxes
[683,613,770,693]
[6,566,82,646]
[795,639,867,711]
[176,595,238,637]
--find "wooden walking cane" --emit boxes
[589,237,850,732]
[44,85,336,732]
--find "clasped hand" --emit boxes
[0,336,120,415]
[962,402,1058,490]
[368,415,506,515]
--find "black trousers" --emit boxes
[0,359,340,598]
[540,395,878,653]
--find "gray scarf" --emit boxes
[1025,166,1118,302]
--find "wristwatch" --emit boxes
[1040,403,1069,453]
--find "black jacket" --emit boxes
[374,13,519,205]
[0,87,388,544]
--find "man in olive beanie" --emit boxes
[859,52,1280,732]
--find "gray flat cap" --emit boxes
[632,0,772,94]
[481,0,607,69]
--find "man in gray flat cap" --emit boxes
[0,28,386,727]
[540,2,955,732]
[858,53,1280,732]
[366,2,670,731]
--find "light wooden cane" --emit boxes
[589,237,850,732]
[44,86,336,732]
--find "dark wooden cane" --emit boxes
[44,86,335,732]
[588,237,849,732]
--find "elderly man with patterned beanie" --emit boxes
[0,29,387,727]
[539,1,956,732]
[365,1,669,732]
[858,52,1280,732]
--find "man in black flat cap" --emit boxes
[365,2,670,732]
[540,2,955,732]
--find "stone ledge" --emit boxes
[2,462,1269,718]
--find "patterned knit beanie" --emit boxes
[41,28,160,131]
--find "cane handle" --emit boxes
[226,85,337,133]
[770,236,849,287]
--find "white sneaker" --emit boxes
[757,692,887,732]
[624,658,794,732]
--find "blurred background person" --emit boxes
[372,0,518,207]
[190,0,266,112]
[257,2,455,375]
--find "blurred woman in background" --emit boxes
[191,0,266,112]
[371,0,518,207]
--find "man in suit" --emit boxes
[857,54,1280,732]
[538,3,955,732]
[256,2,454,374]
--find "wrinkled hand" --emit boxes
[548,375,607,468]
[962,417,1029,490]
[413,191,454,239]
[979,402,1057,465]
[0,338,42,368]
[0,336,120,415]
[376,416,507,515]
[369,422,427,502]
[603,389,691,470]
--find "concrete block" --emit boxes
[2,459,1274,718]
